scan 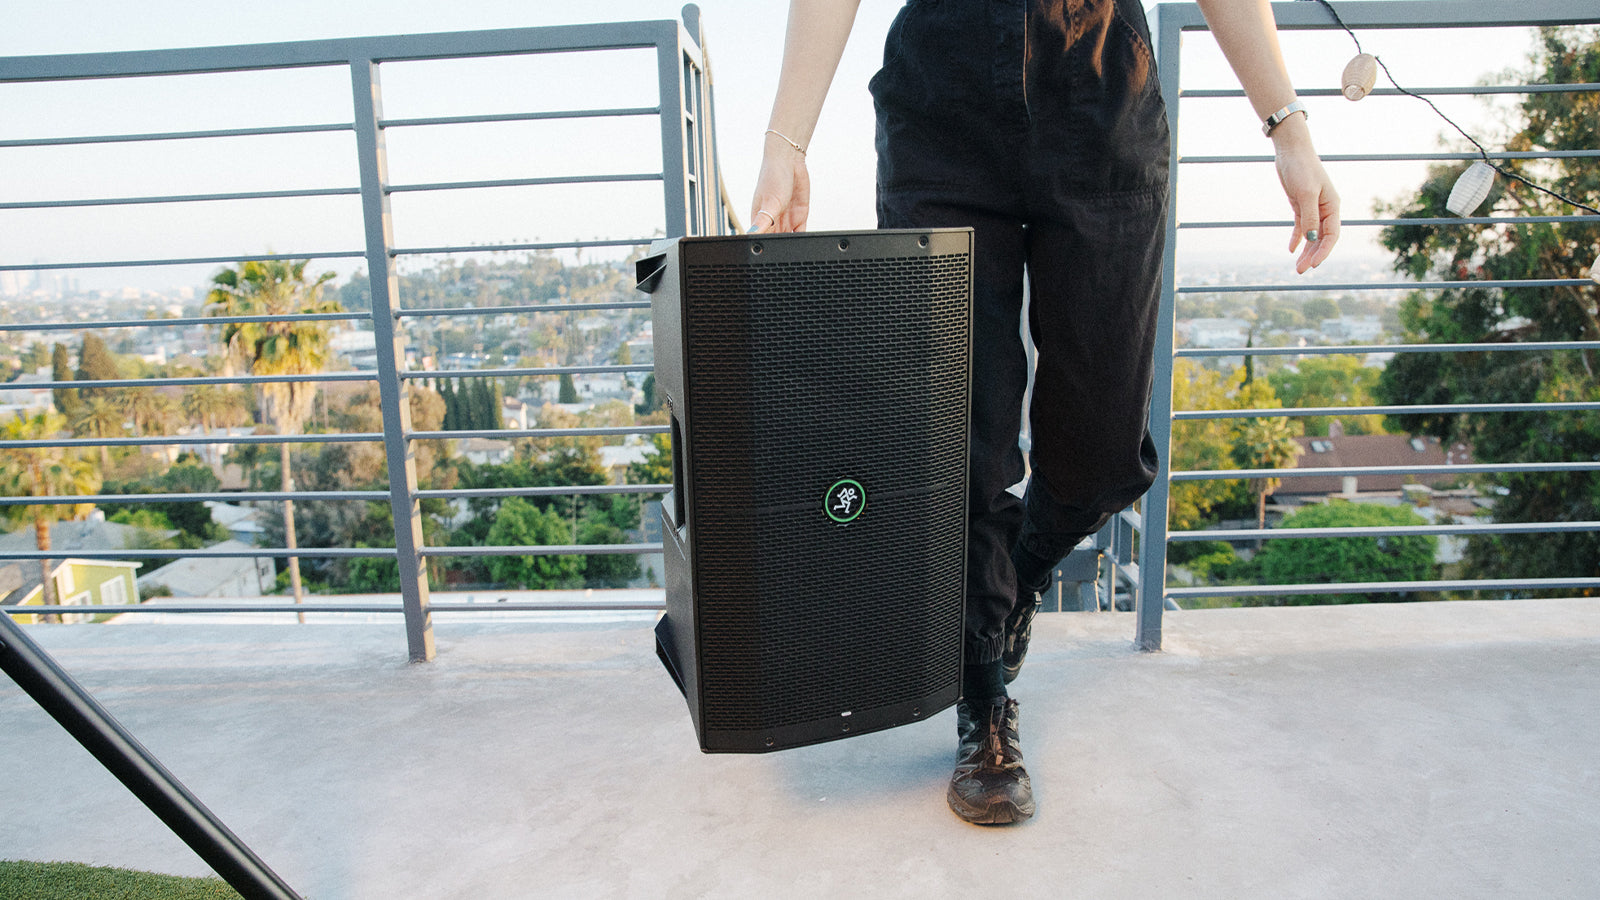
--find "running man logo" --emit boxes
[824,479,866,524]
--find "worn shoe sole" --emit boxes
[946,784,1036,825]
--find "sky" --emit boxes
[0,1,1558,293]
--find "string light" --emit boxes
[1301,0,1599,278]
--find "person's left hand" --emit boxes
[1272,119,1340,273]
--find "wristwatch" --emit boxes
[1263,100,1308,137]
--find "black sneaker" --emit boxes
[1001,590,1042,684]
[947,698,1035,825]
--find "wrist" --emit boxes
[1262,99,1307,138]
[764,128,807,156]
[1268,113,1314,151]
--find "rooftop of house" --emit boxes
[1283,432,1474,498]
[3,598,1597,898]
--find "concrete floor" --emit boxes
[3,598,1599,899]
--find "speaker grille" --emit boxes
[683,251,970,731]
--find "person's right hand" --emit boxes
[749,134,810,233]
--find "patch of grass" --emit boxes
[0,860,241,899]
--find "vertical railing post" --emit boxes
[351,57,435,663]
[657,22,692,237]
[1134,5,1185,652]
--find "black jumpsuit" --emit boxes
[869,0,1172,663]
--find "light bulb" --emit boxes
[1342,53,1378,101]
[1446,161,1496,217]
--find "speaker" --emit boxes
[637,228,973,753]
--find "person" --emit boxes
[749,0,1340,825]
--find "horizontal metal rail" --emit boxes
[23,371,376,391]
[0,547,394,560]
[1168,577,1600,600]
[386,172,662,194]
[1170,521,1600,542]
[2,600,667,616]
[1177,278,1590,294]
[0,433,385,451]
[1173,461,1600,481]
[405,363,652,380]
[397,301,650,317]
[0,250,367,272]
[416,484,669,500]
[391,237,651,256]
[1180,215,1595,229]
[0,122,355,148]
[1176,341,1600,358]
[0,490,386,507]
[380,106,659,128]
[408,425,667,440]
[0,312,366,333]
[421,542,663,557]
[1183,149,1600,164]
[0,187,361,211]
[1174,401,1600,420]
[1181,83,1600,98]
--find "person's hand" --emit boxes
[749,133,810,233]
[1272,118,1340,273]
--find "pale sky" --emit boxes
[0,1,1552,292]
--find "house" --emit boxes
[598,443,649,484]
[1277,428,1473,502]
[460,437,514,465]
[0,519,163,623]
[137,540,275,599]
[203,500,267,543]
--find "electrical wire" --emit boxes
[1300,0,1600,217]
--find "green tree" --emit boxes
[558,372,579,404]
[1268,356,1386,436]
[50,343,80,419]
[1171,357,1254,525]
[1235,416,1304,536]
[1373,27,1600,584]
[484,496,584,588]
[74,333,119,397]
[1252,501,1437,605]
[207,258,341,611]
[71,396,123,473]
[0,411,102,620]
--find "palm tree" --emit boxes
[123,387,179,438]
[71,395,126,473]
[0,411,102,622]
[1236,416,1305,540]
[183,384,236,466]
[207,259,341,613]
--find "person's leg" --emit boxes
[1013,186,1169,591]
[876,186,1029,684]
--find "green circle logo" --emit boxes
[824,479,865,524]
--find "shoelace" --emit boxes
[986,705,1007,767]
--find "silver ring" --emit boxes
[755,209,776,225]
[1305,229,1320,242]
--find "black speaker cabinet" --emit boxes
[637,228,973,753]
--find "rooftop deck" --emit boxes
[4,599,1598,898]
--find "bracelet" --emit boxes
[1262,100,1308,137]
[765,128,806,156]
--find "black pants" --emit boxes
[870,0,1171,663]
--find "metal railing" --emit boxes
[1136,0,1600,649]
[0,6,734,660]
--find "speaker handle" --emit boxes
[635,252,669,294]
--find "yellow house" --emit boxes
[1,558,141,624]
